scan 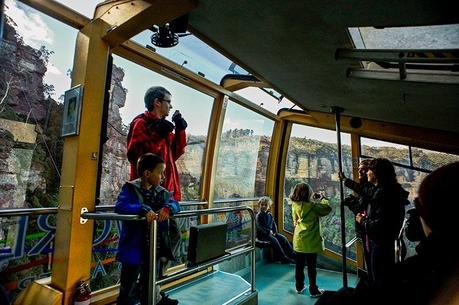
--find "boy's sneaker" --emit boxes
[157,293,179,305]
[309,287,324,298]
[296,286,306,294]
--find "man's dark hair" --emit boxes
[137,153,164,176]
[144,86,171,111]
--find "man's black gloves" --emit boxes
[172,110,188,131]
[152,118,174,138]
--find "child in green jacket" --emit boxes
[290,183,331,298]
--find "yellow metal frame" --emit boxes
[51,18,111,305]
[13,1,459,304]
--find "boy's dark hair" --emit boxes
[136,153,164,176]
[290,183,312,202]
[144,86,171,111]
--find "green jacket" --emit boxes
[292,198,331,253]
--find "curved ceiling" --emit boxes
[188,1,459,133]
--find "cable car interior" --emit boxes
[0,0,458,304]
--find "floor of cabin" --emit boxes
[254,262,357,305]
[165,262,357,305]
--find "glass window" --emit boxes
[235,87,300,114]
[283,125,353,257]
[348,24,459,50]
[213,100,275,200]
[95,55,215,287]
[0,214,57,301]
[361,137,410,166]
[54,0,100,19]
[132,31,249,84]
[99,54,214,205]
[412,147,459,172]
[392,165,428,258]
[1,2,76,298]
[359,137,459,258]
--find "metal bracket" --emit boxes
[80,207,89,224]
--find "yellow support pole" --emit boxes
[201,94,228,223]
[51,19,110,305]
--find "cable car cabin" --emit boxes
[0,1,458,304]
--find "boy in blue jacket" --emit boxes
[116,153,180,305]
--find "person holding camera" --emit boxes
[339,159,375,284]
[290,182,331,298]
[354,158,408,291]
[316,162,459,305]
[127,86,187,201]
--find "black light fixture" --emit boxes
[150,15,190,48]
[150,24,179,48]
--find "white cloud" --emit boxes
[5,0,54,48]
[46,63,62,75]
[222,118,241,131]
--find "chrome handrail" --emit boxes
[213,197,260,204]
[0,207,59,216]
[81,206,256,305]
[0,197,259,217]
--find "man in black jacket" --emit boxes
[339,160,374,283]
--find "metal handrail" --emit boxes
[81,206,256,305]
[0,197,259,217]
[213,197,260,204]
[0,207,59,216]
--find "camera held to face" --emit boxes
[312,192,323,200]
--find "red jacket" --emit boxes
[127,111,186,200]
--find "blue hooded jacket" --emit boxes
[115,179,180,265]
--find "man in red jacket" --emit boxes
[127,86,187,200]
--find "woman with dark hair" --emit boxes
[316,161,459,305]
[355,158,409,290]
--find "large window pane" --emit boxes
[213,100,274,200]
[393,166,428,258]
[95,55,214,289]
[361,137,410,166]
[235,87,300,114]
[0,214,56,301]
[132,31,249,84]
[1,2,76,299]
[54,0,100,19]
[99,55,214,204]
[359,138,458,258]
[283,125,353,256]
[412,147,459,172]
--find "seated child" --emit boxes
[116,153,180,305]
[256,196,295,264]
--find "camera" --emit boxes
[313,192,322,199]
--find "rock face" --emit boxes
[98,65,130,205]
[0,21,63,208]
